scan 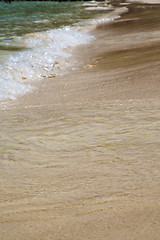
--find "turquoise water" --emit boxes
[0,2,97,43]
[0,1,112,101]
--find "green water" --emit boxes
[0,1,98,43]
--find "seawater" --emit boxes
[0,1,112,101]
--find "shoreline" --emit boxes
[1,1,160,240]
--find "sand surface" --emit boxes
[128,0,160,3]
[0,1,160,240]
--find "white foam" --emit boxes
[90,15,120,25]
[85,6,111,11]
[33,20,51,24]
[0,26,94,102]
[82,3,98,7]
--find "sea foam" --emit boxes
[0,26,94,101]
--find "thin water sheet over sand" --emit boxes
[0,2,160,240]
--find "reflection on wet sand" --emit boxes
[0,1,160,240]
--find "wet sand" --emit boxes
[0,1,160,240]
[128,0,160,4]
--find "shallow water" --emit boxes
[0,1,98,40]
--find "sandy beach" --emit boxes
[0,1,160,239]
